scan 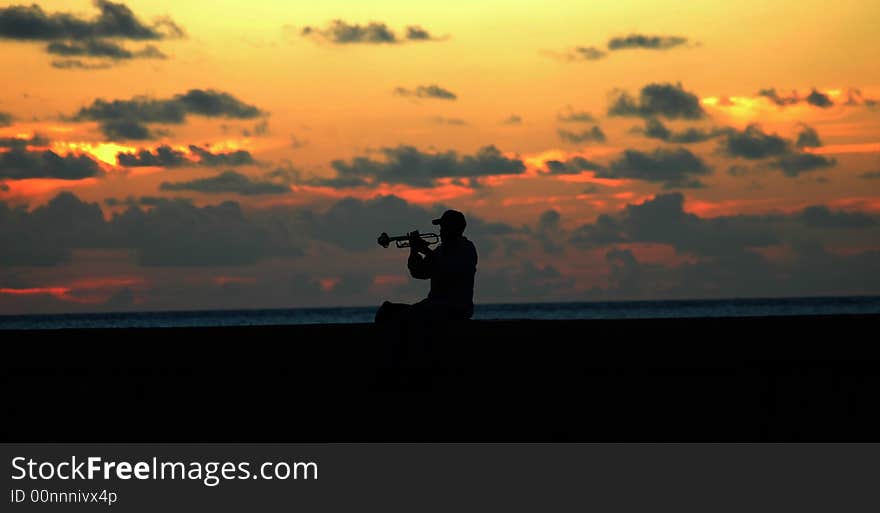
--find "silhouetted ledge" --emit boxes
[3,314,880,442]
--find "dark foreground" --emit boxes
[3,314,879,442]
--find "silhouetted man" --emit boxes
[375,210,478,323]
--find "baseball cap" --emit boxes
[432,209,467,231]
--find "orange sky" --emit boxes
[1,1,879,313]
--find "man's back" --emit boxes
[408,235,478,317]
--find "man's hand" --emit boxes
[408,231,431,254]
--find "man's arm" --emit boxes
[407,244,435,280]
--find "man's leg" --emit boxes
[374,300,412,323]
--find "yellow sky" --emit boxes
[1,1,880,312]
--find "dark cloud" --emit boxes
[720,124,789,159]
[0,192,107,265]
[405,25,433,40]
[608,83,705,119]
[545,156,605,174]
[187,145,255,166]
[799,206,875,229]
[860,171,880,180]
[534,209,564,254]
[758,87,838,108]
[160,171,290,196]
[501,115,522,125]
[301,20,439,44]
[795,124,822,148]
[757,88,800,106]
[721,124,836,176]
[770,153,836,177]
[118,144,256,168]
[0,1,183,41]
[478,262,577,302]
[844,88,878,107]
[46,39,166,60]
[73,89,264,140]
[635,118,728,143]
[50,59,113,70]
[322,145,525,188]
[557,126,606,144]
[0,1,183,68]
[117,145,187,167]
[570,46,607,60]
[0,111,12,126]
[394,84,457,100]
[557,108,595,123]
[571,193,779,255]
[100,119,153,139]
[806,88,833,108]
[0,134,49,148]
[607,34,688,50]
[0,183,8,191]
[600,147,711,189]
[0,146,102,180]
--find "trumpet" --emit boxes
[377,230,439,248]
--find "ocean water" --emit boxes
[1,296,879,330]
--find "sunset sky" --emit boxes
[1,0,879,314]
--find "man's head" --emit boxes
[432,209,467,241]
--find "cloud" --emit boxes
[0,146,102,180]
[478,261,577,302]
[160,171,291,196]
[557,108,595,123]
[635,118,728,143]
[757,88,800,106]
[99,118,154,139]
[0,183,8,192]
[50,58,113,70]
[501,115,522,125]
[551,34,690,63]
[720,124,789,159]
[73,89,264,140]
[545,156,605,174]
[534,209,564,254]
[799,206,876,229]
[806,88,833,108]
[720,124,836,176]
[571,193,779,255]
[600,147,711,188]
[394,84,457,100]
[607,33,688,50]
[0,1,183,41]
[0,192,108,265]
[46,39,166,60]
[608,83,705,119]
[569,46,607,60]
[557,126,606,144]
[844,88,878,107]
[300,19,440,44]
[0,1,183,68]
[0,111,12,126]
[860,171,880,180]
[187,145,255,166]
[770,153,836,177]
[757,87,840,108]
[0,134,49,148]
[321,145,525,188]
[795,124,822,148]
[116,144,255,167]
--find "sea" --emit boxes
[1,295,878,330]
